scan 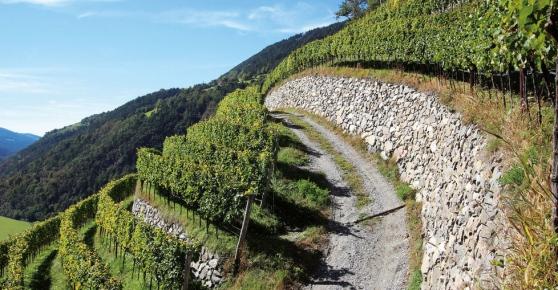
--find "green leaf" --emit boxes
[518,5,533,27]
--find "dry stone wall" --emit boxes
[265,76,509,290]
[132,199,225,289]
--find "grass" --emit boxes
[33,221,97,290]
[0,216,30,241]
[221,268,289,290]
[296,226,327,251]
[24,244,58,290]
[272,179,329,212]
[94,230,149,290]
[371,154,416,201]
[144,109,156,118]
[49,253,70,290]
[285,65,558,288]
[284,113,371,209]
[277,147,309,167]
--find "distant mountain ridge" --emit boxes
[0,21,345,221]
[0,128,39,160]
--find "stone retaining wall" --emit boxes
[132,199,225,289]
[265,76,510,290]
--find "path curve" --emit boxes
[275,112,409,290]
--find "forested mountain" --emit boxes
[0,21,345,221]
[221,22,345,82]
[0,128,39,160]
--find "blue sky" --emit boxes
[0,0,340,136]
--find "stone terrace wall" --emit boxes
[265,76,509,290]
[132,199,225,289]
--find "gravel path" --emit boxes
[275,112,409,290]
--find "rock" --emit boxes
[200,266,208,280]
[211,272,222,283]
[384,141,394,154]
[208,258,218,268]
[191,261,199,270]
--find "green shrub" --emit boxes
[273,178,330,211]
[251,205,281,234]
[499,165,525,187]
[277,147,309,167]
[296,180,329,208]
[396,184,415,201]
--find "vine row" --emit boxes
[95,175,199,289]
[0,216,60,289]
[137,86,277,226]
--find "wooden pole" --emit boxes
[182,252,192,290]
[551,57,558,234]
[500,73,507,108]
[260,162,276,208]
[233,195,254,275]
[531,68,543,125]
[520,68,529,116]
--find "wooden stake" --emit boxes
[551,57,558,235]
[182,253,192,290]
[233,195,254,275]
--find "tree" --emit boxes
[336,0,368,19]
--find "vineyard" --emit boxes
[0,175,197,290]
[262,0,556,116]
[1,0,558,288]
[0,86,316,289]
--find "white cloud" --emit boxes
[77,11,97,18]
[248,6,281,20]
[0,0,120,7]
[0,0,68,6]
[73,2,336,34]
[156,10,253,31]
[0,71,51,94]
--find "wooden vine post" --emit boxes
[182,252,192,290]
[233,195,255,275]
[519,67,528,113]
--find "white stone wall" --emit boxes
[265,76,509,290]
[132,199,225,288]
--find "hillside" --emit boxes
[0,216,30,241]
[0,128,39,160]
[0,22,345,222]
[220,22,346,82]
[2,0,557,288]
